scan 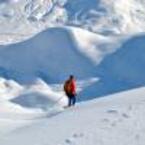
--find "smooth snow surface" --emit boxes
[0,87,145,145]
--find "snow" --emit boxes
[0,0,145,43]
[0,87,145,145]
[1,26,143,102]
[71,27,122,63]
[0,26,112,102]
[0,0,145,145]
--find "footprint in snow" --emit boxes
[72,133,84,138]
[102,118,110,123]
[128,105,133,111]
[111,121,117,127]
[107,109,119,115]
[65,138,73,144]
[122,113,130,119]
[135,134,140,140]
[65,133,84,145]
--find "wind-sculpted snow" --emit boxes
[0,26,145,102]
[97,34,145,83]
[0,28,97,83]
[78,34,145,101]
[95,34,145,94]
[0,27,101,108]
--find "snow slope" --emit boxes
[0,1,145,144]
[80,33,145,100]
[0,26,145,102]
[0,0,145,103]
[0,0,145,145]
[0,87,145,145]
[0,26,119,103]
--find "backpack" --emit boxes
[64,80,72,94]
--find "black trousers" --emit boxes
[67,94,76,106]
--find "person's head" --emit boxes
[69,75,74,80]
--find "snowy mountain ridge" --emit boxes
[0,0,145,44]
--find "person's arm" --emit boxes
[71,80,76,95]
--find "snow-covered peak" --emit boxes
[64,0,145,34]
[0,0,145,44]
[100,0,145,33]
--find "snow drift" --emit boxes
[0,26,145,102]
[80,33,145,100]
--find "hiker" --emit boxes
[64,75,77,107]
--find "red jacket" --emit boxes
[64,79,76,95]
[70,79,76,95]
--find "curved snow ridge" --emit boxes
[0,27,111,82]
[6,77,98,108]
[0,76,98,116]
[0,77,23,100]
[0,77,68,111]
[0,91,65,121]
[70,27,123,63]
[0,27,145,102]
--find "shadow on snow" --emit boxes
[78,34,145,101]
